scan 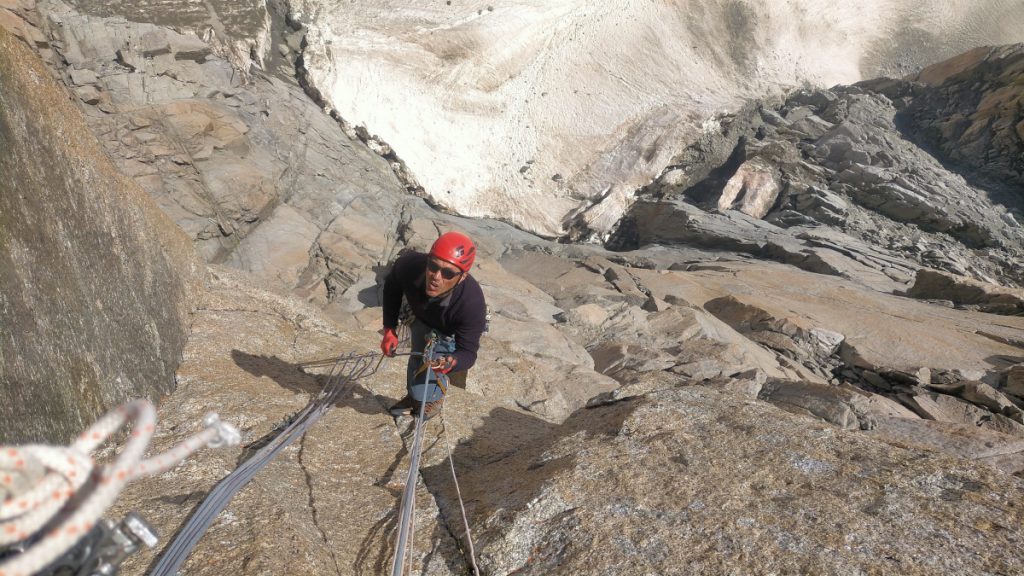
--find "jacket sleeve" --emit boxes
[381,255,408,330]
[450,281,487,371]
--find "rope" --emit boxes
[0,328,479,576]
[0,399,240,576]
[389,332,480,576]
[389,339,437,576]
[149,351,380,576]
[440,409,480,576]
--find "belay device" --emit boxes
[409,332,456,405]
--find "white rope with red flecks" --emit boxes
[0,399,239,576]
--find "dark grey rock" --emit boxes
[0,28,203,444]
[622,69,1024,290]
[902,45,1024,191]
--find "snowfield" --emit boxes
[291,0,1024,238]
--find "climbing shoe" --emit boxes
[420,399,444,421]
[388,395,418,417]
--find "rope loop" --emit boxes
[0,399,239,576]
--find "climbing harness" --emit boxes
[409,332,455,403]
[0,399,240,576]
[149,351,380,576]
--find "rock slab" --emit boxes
[0,27,204,444]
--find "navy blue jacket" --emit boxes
[382,251,487,371]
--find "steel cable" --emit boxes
[389,338,437,576]
[148,351,379,576]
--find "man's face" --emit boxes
[424,256,464,297]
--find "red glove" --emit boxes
[430,355,457,374]
[380,328,398,356]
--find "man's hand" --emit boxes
[380,328,399,356]
[430,355,457,374]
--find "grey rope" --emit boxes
[389,338,437,576]
[441,408,481,576]
[148,351,379,576]
[390,345,480,576]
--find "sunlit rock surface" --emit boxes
[447,385,1024,575]
[108,266,466,575]
[3,2,1024,574]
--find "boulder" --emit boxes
[899,391,1024,437]
[1004,365,1024,399]
[717,157,781,219]
[565,303,609,327]
[907,268,1024,315]
[959,380,1019,417]
[758,379,916,431]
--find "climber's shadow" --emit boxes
[357,285,380,307]
[411,400,637,572]
[230,350,393,414]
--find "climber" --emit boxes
[380,231,487,420]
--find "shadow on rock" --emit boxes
[230,350,400,464]
[353,440,407,576]
[354,416,473,576]
[987,354,1024,368]
[231,349,393,413]
[357,284,380,307]
[420,399,639,566]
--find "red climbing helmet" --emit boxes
[429,231,476,273]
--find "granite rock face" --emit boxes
[4,3,1024,575]
[449,385,1024,575]
[612,73,1024,290]
[66,0,273,80]
[23,0,417,308]
[0,26,204,443]
[903,44,1024,191]
[907,268,1024,316]
[108,266,467,576]
[105,266,1024,576]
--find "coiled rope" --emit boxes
[149,351,381,576]
[0,399,240,576]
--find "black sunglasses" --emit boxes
[427,260,462,280]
